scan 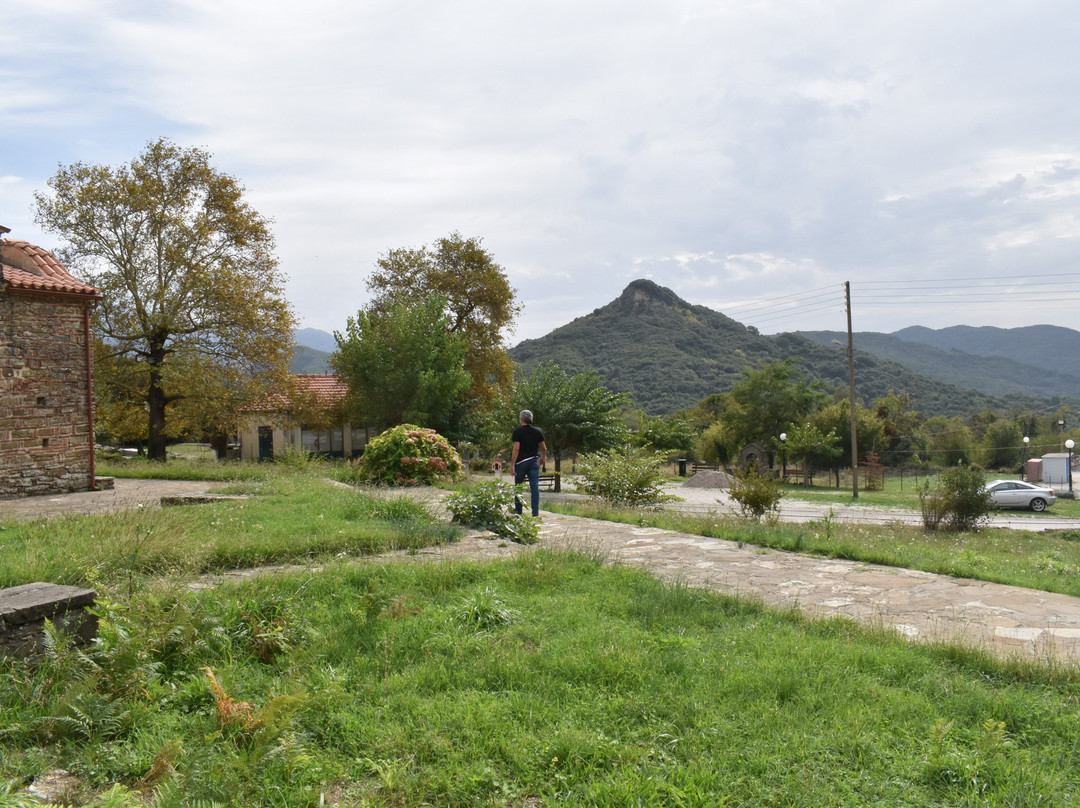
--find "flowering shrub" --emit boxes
[359,424,462,486]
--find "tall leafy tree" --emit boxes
[873,392,924,465]
[811,400,886,469]
[367,232,519,409]
[980,419,1023,470]
[919,415,974,466]
[35,138,295,461]
[332,295,470,433]
[783,422,843,486]
[720,360,825,463]
[506,361,629,472]
[632,412,696,456]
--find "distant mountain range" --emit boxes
[797,326,1080,400]
[294,328,338,353]
[293,281,1080,417]
[508,280,1076,416]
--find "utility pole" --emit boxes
[846,281,859,499]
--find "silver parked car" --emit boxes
[985,479,1056,512]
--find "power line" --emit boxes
[860,272,1080,286]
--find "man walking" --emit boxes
[510,409,547,517]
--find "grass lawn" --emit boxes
[2,463,1079,806]
[777,471,1080,519]
[0,469,457,591]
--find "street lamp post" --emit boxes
[1067,439,1075,496]
[1060,419,1066,451]
[780,432,787,481]
[1022,436,1030,480]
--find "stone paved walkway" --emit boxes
[0,478,235,521]
[5,479,1080,666]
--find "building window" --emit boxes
[300,426,345,457]
[300,427,331,453]
[350,426,369,456]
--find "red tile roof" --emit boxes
[0,239,100,298]
[295,374,348,400]
[246,374,348,412]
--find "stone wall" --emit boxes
[0,293,95,497]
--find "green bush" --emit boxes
[729,464,782,520]
[358,425,462,486]
[445,481,540,544]
[919,462,993,532]
[576,446,670,508]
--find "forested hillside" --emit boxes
[894,324,1080,377]
[291,344,332,374]
[798,330,1080,399]
[510,280,1069,417]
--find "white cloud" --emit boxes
[3,0,1080,340]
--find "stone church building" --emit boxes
[0,229,102,497]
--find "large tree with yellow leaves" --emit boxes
[35,138,296,461]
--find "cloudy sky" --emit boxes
[4,0,1080,344]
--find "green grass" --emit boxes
[96,454,278,483]
[0,473,458,591]
[4,467,1080,805]
[167,443,218,461]
[2,554,1079,806]
[777,470,1080,518]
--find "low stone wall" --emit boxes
[0,582,98,658]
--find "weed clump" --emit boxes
[445,481,540,544]
[918,463,992,532]
[729,464,782,520]
[576,446,670,508]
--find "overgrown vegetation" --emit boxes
[918,463,994,532]
[728,464,782,520]
[3,553,1080,806]
[445,480,540,544]
[575,446,670,508]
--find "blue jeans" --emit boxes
[514,456,540,516]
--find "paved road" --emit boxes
[655,483,1080,532]
[5,478,1080,665]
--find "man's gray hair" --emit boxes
[519,409,533,424]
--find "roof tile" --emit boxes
[0,239,100,297]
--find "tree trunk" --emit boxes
[146,367,168,462]
[209,435,230,461]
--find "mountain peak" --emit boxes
[617,279,688,309]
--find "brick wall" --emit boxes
[0,293,95,497]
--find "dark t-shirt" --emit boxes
[512,424,545,461]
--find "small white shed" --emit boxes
[1040,453,1074,491]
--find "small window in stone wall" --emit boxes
[42,438,49,448]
